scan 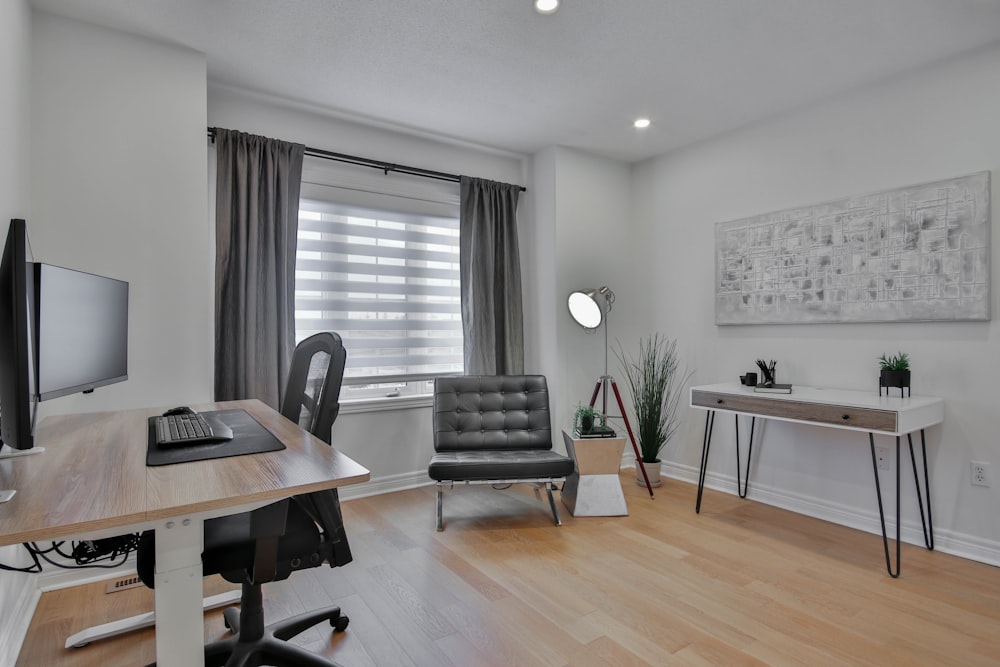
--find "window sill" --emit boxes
[339,394,433,415]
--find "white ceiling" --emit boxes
[29,0,1000,163]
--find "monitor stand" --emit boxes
[0,445,45,460]
[0,444,45,503]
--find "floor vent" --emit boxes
[104,575,144,594]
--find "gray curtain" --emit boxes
[214,128,304,408]
[459,176,524,375]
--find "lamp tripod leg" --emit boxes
[612,381,654,498]
[590,379,654,498]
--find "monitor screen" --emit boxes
[34,263,128,401]
[0,219,36,450]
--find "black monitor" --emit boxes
[0,219,130,455]
[33,263,128,401]
[0,219,35,451]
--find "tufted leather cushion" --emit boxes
[433,375,552,452]
[428,449,574,481]
[429,375,573,482]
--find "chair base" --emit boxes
[435,478,565,531]
[147,582,348,667]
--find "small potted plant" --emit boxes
[573,404,604,435]
[878,352,911,396]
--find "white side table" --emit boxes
[561,430,628,516]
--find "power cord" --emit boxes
[0,534,142,572]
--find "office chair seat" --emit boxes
[136,499,348,667]
[136,501,323,587]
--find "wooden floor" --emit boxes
[19,475,1000,666]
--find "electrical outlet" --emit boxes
[971,461,990,487]
[875,446,891,471]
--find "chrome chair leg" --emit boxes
[436,485,444,531]
[545,483,562,526]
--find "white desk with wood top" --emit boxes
[0,399,370,666]
[689,383,943,577]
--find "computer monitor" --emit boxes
[0,219,130,455]
[33,263,128,401]
[0,219,35,451]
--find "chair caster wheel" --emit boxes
[332,615,349,632]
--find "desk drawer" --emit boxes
[691,391,897,432]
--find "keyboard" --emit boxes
[154,412,234,447]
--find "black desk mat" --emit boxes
[146,408,285,467]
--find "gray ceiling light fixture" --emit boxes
[567,286,655,496]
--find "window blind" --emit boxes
[296,198,463,387]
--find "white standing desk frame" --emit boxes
[0,399,369,666]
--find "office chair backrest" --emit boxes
[279,332,353,567]
[280,332,347,445]
[433,375,552,452]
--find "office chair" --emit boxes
[429,375,574,530]
[137,332,352,666]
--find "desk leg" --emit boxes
[153,516,206,667]
[696,410,716,513]
[870,434,901,578]
[908,430,934,550]
[735,415,756,499]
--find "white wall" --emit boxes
[634,44,1000,564]
[0,12,209,659]
[0,3,38,662]
[540,147,641,436]
[30,12,210,420]
[208,85,529,489]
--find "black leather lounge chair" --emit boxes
[428,374,574,531]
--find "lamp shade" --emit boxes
[568,289,603,329]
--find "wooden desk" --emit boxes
[690,383,943,577]
[561,431,628,517]
[0,399,370,666]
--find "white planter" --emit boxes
[636,459,662,487]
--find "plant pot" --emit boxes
[879,369,911,396]
[636,459,662,487]
[581,415,594,434]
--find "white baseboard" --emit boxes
[344,465,1000,567]
[37,557,137,592]
[338,470,435,501]
[0,584,39,667]
[20,463,995,664]
[659,459,1000,568]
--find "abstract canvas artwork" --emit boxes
[715,172,991,325]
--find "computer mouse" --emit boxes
[163,406,196,417]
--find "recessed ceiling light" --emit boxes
[534,0,559,15]
[633,118,651,129]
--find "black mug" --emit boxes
[740,372,758,387]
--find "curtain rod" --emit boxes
[207,127,526,192]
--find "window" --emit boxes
[295,197,463,401]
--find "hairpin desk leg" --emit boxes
[870,433,901,578]
[696,410,716,513]
[736,415,755,499]
[908,430,934,550]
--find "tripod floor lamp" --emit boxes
[567,287,655,498]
